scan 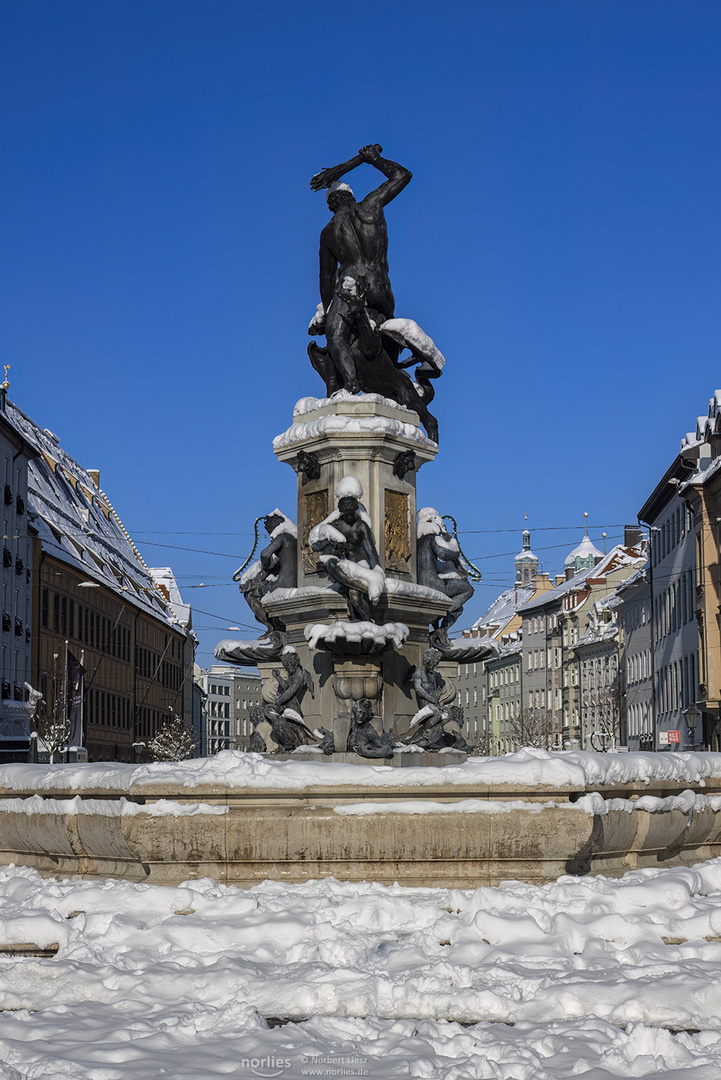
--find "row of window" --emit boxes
[527,688,563,711]
[650,505,692,566]
[2,613,30,640]
[494,700,520,722]
[580,654,617,691]
[41,589,132,661]
[208,683,231,696]
[526,613,560,636]
[1,680,26,700]
[87,689,131,729]
[653,570,695,643]
[3,549,29,582]
[3,483,25,515]
[626,649,652,685]
[489,666,519,688]
[157,657,183,691]
[135,647,183,691]
[624,599,648,631]
[656,653,697,718]
[627,700,652,739]
[137,706,170,739]
[209,699,231,718]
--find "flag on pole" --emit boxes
[66,650,85,747]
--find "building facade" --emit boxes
[575,595,621,750]
[198,665,263,754]
[9,399,195,762]
[615,570,654,749]
[485,638,522,753]
[0,393,38,760]
[459,529,553,744]
[639,453,699,749]
[519,538,646,748]
[679,389,721,749]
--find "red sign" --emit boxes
[667,730,681,743]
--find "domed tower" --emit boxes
[515,524,539,585]
[564,515,603,577]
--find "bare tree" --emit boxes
[468,730,493,756]
[585,685,621,751]
[147,710,197,762]
[510,707,556,750]
[35,696,70,764]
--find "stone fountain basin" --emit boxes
[1,753,721,889]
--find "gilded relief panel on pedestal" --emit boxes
[302,489,329,573]
[385,489,411,573]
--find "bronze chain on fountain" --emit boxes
[232,516,266,582]
[441,515,483,582]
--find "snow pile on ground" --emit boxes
[3,747,721,795]
[1,861,721,1077]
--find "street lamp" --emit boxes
[683,704,702,751]
[131,741,146,763]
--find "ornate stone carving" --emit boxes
[393,450,417,480]
[297,449,321,481]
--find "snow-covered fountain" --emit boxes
[3,146,721,894]
[214,144,496,763]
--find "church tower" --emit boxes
[514,522,539,585]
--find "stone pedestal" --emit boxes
[219,392,477,763]
[265,393,455,744]
[273,393,438,588]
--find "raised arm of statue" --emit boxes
[357,144,412,208]
[310,144,411,208]
[310,144,383,191]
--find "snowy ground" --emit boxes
[1,861,721,1078]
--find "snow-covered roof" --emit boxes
[576,592,620,649]
[576,619,618,649]
[519,545,645,614]
[680,389,721,452]
[498,637,523,659]
[470,584,534,638]
[148,568,193,629]
[8,399,189,632]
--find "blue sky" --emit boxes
[2,1,720,665]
